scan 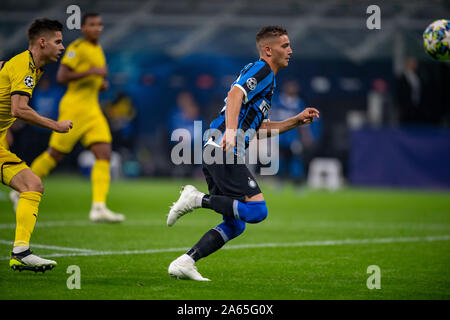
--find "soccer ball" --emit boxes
[423,19,450,61]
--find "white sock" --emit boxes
[179,254,195,264]
[195,193,205,208]
[13,246,29,254]
[92,202,106,210]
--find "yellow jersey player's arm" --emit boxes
[56,63,108,84]
[56,42,108,85]
[11,94,72,133]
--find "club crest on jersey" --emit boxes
[24,75,34,89]
[246,77,257,90]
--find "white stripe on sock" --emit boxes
[233,200,240,219]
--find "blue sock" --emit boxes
[186,217,247,262]
[214,217,246,242]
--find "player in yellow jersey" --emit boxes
[0,19,73,272]
[11,13,125,222]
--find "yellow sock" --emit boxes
[30,151,57,179]
[91,159,110,204]
[14,191,42,247]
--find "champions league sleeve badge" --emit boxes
[246,77,257,90]
[24,75,34,89]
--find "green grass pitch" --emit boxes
[0,175,449,300]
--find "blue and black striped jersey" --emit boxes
[207,59,276,153]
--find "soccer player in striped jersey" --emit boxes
[167,26,320,281]
[0,19,72,272]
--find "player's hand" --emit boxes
[54,120,73,133]
[88,66,108,77]
[297,107,320,125]
[221,129,237,152]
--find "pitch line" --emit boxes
[0,220,170,229]
[1,235,449,260]
[0,240,96,253]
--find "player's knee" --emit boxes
[250,201,268,223]
[96,150,111,161]
[24,176,44,194]
[91,143,111,161]
[48,148,64,163]
[239,201,268,224]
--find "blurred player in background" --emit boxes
[0,19,72,271]
[11,13,124,223]
[271,80,308,186]
[166,26,319,281]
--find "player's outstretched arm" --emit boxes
[11,94,73,133]
[56,64,108,84]
[258,107,319,138]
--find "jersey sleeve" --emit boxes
[60,43,81,70]
[7,60,34,98]
[233,62,273,103]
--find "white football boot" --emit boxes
[167,185,204,226]
[89,203,125,223]
[168,254,210,281]
[9,190,20,212]
[10,248,57,273]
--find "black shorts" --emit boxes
[202,146,262,202]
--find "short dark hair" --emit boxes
[28,18,63,42]
[256,26,288,43]
[82,13,101,26]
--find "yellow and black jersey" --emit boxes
[60,38,106,106]
[49,38,111,153]
[0,50,43,135]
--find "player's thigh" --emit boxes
[224,164,264,201]
[81,114,112,151]
[245,193,264,202]
[203,160,262,201]
[202,166,223,196]
[0,147,30,187]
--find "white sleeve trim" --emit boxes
[233,83,249,104]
